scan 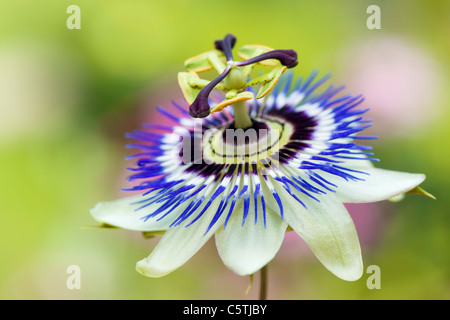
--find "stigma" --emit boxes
[178,34,299,119]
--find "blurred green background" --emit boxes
[0,0,449,300]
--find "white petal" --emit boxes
[215,197,287,276]
[325,168,426,203]
[263,178,363,281]
[339,156,374,169]
[135,194,226,278]
[90,195,188,231]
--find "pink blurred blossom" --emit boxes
[340,36,443,138]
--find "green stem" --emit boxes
[232,99,252,129]
[222,66,252,129]
[259,265,268,300]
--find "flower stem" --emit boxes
[259,264,268,300]
[233,99,252,129]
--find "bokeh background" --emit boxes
[0,0,449,300]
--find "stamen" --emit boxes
[186,34,299,119]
